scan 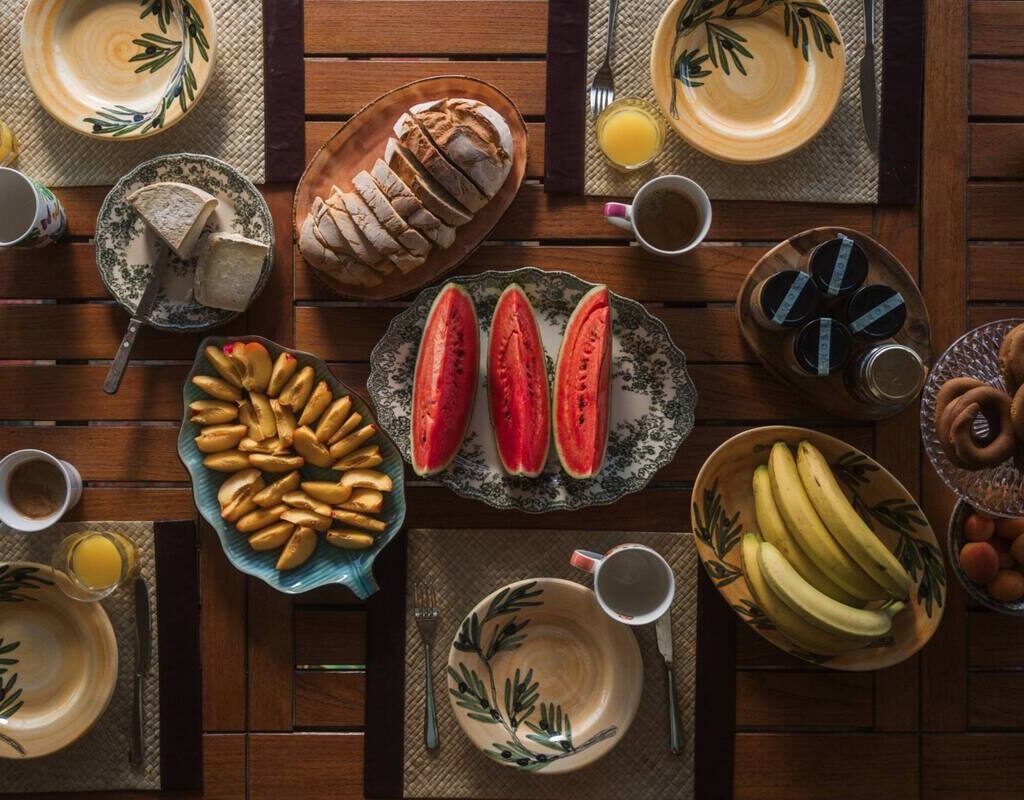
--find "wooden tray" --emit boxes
[292,75,528,301]
[736,227,931,420]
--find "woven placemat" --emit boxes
[0,520,201,794]
[1,0,267,187]
[400,529,698,800]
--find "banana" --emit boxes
[768,442,888,602]
[740,534,872,655]
[796,441,913,600]
[752,465,860,606]
[757,542,895,639]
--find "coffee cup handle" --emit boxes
[570,549,604,574]
[603,202,633,233]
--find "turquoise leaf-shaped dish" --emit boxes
[177,336,406,597]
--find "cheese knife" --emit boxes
[104,241,168,395]
[655,611,683,755]
[130,576,151,767]
[859,0,879,150]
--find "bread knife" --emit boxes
[655,612,683,755]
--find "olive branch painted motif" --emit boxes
[668,0,839,117]
[447,582,618,771]
[692,481,744,587]
[83,0,210,136]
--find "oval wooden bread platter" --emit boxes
[736,227,931,420]
[293,75,528,301]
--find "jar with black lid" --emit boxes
[750,270,821,331]
[845,284,906,340]
[807,235,868,301]
[847,343,927,406]
[784,317,853,378]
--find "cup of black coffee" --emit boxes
[0,449,82,532]
[603,175,712,256]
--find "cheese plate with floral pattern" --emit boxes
[368,268,697,513]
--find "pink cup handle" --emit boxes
[570,549,603,573]
[603,202,630,219]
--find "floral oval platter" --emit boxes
[692,426,945,670]
[447,579,643,774]
[177,336,407,597]
[0,563,118,759]
[650,0,845,163]
[368,268,697,513]
[96,153,274,331]
[22,0,216,140]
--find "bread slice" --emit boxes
[370,160,456,249]
[341,190,425,274]
[411,98,513,197]
[384,138,472,227]
[312,197,350,255]
[194,232,268,311]
[323,188,389,271]
[394,114,489,212]
[299,214,381,287]
[352,170,432,258]
[127,181,218,259]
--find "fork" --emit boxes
[414,582,440,751]
[588,0,621,116]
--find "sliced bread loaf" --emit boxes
[300,214,382,287]
[128,181,218,259]
[394,113,489,212]
[323,188,389,271]
[370,159,456,249]
[352,170,432,257]
[384,138,472,227]
[341,190,425,273]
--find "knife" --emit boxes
[104,242,168,395]
[130,576,151,766]
[655,612,683,755]
[859,0,879,150]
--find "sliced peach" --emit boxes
[249,453,304,472]
[336,488,383,514]
[271,399,297,448]
[195,423,249,453]
[253,470,302,507]
[332,445,383,472]
[243,342,273,392]
[204,345,244,388]
[339,469,392,492]
[276,526,318,570]
[203,450,251,472]
[314,396,352,442]
[282,491,333,517]
[301,481,353,505]
[190,399,238,425]
[217,468,265,522]
[238,436,286,454]
[327,412,363,445]
[248,521,295,551]
[298,381,332,427]
[330,508,386,533]
[249,392,278,440]
[238,399,261,440]
[278,366,315,413]
[325,529,375,550]
[281,508,332,532]
[268,352,299,397]
[192,374,242,402]
[329,424,377,461]
[236,503,288,533]
[292,426,333,468]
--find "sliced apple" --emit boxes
[300,481,353,505]
[190,399,238,425]
[314,396,352,442]
[277,526,318,570]
[249,453,304,472]
[192,374,242,402]
[331,445,383,472]
[326,529,375,550]
[282,491,333,517]
[248,521,295,551]
[281,508,332,532]
[253,470,302,507]
[330,508,386,533]
[292,426,333,468]
[204,345,244,388]
[278,366,315,413]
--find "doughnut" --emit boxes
[938,386,1015,470]
[998,323,1024,395]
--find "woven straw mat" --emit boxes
[402,529,698,800]
[585,0,883,202]
[1,0,266,187]
[0,522,162,793]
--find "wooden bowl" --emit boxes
[22,0,216,140]
[736,227,931,420]
[447,579,642,774]
[292,75,528,301]
[0,563,118,759]
[691,426,946,670]
[650,0,845,164]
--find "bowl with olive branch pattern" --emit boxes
[447,578,643,774]
[22,0,216,140]
[691,426,945,670]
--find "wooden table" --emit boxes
[1,1,1021,797]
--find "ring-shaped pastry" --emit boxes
[999,323,1024,395]
[1011,384,1024,443]
[939,386,1015,470]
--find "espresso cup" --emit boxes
[603,175,712,257]
[570,543,675,625]
[0,449,82,533]
[0,167,67,250]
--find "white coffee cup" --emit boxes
[0,449,82,532]
[603,175,712,257]
[570,543,675,625]
[0,167,67,250]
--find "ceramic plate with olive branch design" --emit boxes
[691,426,945,670]
[447,579,643,774]
[0,563,117,759]
[650,0,845,163]
[22,0,216,140]
[368,268,696,513]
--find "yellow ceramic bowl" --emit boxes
[650,0,845,164]
[21,0,217,140]
[0,563,118,759]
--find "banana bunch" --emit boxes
[744,440,913,654]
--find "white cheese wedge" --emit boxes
[127,181,218,259]
[194,232,269,312]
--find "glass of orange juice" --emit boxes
[52,530,139,601]
[595,97,666,171]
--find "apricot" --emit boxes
[994,517,1024,541]
[964,512,996,542]
[987,569,1024,602]
[960,542,1000,584]
[991,536,1016,568]
[1011,534,1024,566]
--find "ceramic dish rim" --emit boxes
[946,499,1024,616]
[20,0,218,141]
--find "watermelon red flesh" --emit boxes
[410,284,479,475]
[488,284,550,476]
[553,286,612,479]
